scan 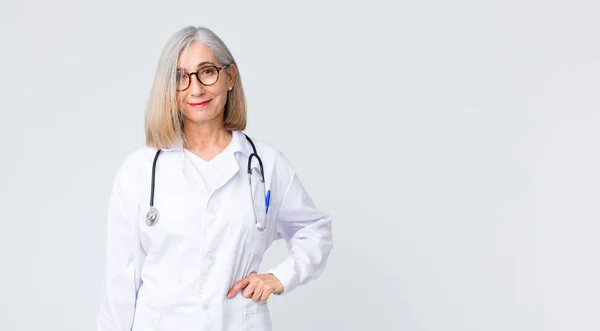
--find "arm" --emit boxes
[96,161,145,331]
[265,156,334,294]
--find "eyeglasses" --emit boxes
[176,64,230,91]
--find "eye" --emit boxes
[202,67,217,75]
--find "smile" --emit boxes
[189,100,211,107]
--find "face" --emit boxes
[176,41,235,127]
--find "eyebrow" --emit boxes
[177,61,217,71]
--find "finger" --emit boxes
[260,285,273,301]
[252,286,263,302]
[227,278,250,299]
[242,278,258,299]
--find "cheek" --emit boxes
[176,93,186,108]
[207,88,228,104]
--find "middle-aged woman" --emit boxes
[96,26,333,331]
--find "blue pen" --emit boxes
[265,190,271,213]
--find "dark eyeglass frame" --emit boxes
[176,64,231,92]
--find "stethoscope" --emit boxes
[145,133,270,231]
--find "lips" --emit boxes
[189,99,211,107]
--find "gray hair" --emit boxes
[145,26,247,149]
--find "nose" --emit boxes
[188,73,205,96]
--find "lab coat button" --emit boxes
[203,303,211,310]
[205,253,215,261]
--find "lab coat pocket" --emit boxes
[244,301,272,331]
[223,188,273,257]
[243,209,275,258]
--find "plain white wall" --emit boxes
[1,0,599,330]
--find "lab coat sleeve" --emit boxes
[97,160,144,331]
[265,154,333,295]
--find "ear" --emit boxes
[227,63,238,87]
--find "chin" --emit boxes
[183,108,221,123]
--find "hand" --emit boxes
[227,272,284,302]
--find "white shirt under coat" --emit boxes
[96,130,333,331]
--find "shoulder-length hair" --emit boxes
[144,26,247,149]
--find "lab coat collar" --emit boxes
[232,130,253,158]
[163,137,184,152]
[160,130,252,172]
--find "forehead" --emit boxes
[177,41,218,70]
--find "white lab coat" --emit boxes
[96,130,333,331]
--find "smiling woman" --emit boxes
[96,26,333,331]
[175,44,236,137]
[144,26,247,156]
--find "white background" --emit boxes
[1,0,599,330]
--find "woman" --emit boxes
[96,26,333,331]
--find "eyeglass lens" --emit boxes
[177,66,220,90]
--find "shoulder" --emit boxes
[111,145,160,191]
[118,146,158,175]
[237,132,294,173]
[236,132,297,190]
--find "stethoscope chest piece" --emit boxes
[145,206,159,226]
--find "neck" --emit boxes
[183,120,232,159]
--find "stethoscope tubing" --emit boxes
[145,134,265,228]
